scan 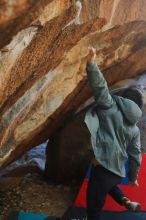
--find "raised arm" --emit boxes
[86,48,113,108]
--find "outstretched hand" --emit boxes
[87,47,97,64]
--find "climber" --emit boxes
[85,47,144,220]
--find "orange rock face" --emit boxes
[0,0,146,169]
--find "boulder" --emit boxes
[45,110,91,183]
[1,0,146,169]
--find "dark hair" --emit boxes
[122,86,144,109]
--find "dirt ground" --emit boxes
[0,169,79,220]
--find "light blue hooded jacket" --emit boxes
[85,63,142,181]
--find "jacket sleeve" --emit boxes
[127,127,142,182]
[86,63,113,108]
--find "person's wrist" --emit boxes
[87,58,95,65]
[87,61,93,65]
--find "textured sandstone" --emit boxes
[0,0,146,170]
[0,0,31,25]
[0,0,74,49]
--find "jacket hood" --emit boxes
[113,95,142,125]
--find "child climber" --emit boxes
[85,47,143,220]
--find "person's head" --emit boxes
[122,86,144,109]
